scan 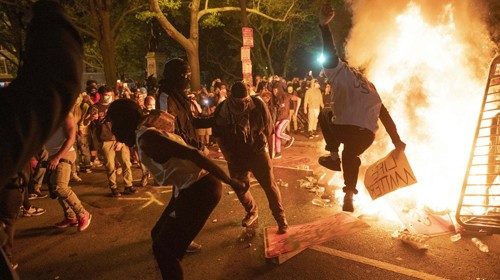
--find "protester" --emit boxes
[0,1,83,277]
[317,3,406,212]
[213,81,289,234]
[46,113,92,231]
[87,86,136,197]
[303,79,324,139]
[272,85,299,159]
[106,99,244,280]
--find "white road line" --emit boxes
[311,245,448,280]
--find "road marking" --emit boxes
[311,245,448,280]
[118,191,165,209]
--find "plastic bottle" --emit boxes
[471,237,489,253]
[312,198,325,207]
[450,233,461,242]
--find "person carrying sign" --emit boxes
[317,3,406,212]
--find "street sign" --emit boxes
[242,60,252,75]
[241,47,251,61]
[242,27,254,47]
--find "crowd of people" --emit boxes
[0,1,407,279]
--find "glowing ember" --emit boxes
[326,1,496,217]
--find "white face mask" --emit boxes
[102,95,112,104]
[146,104,155,110]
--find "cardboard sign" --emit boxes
[364,150,417,200]
[264,212,369,260]
[242,60,252,75]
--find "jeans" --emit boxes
[307,108,320,131]
[274,119,291,153]
[29,148,48,194]
[151,174,222,280]
[318,108,374,194]
[76,134,92,169]
[101,141,133,188]
[50,151,86,219]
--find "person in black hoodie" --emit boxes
[0,0,83,277]
[317,3,406,212]
[213,81,289,234]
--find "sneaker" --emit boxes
[55,218,78,228]
[342,192,354,212]
[242,212,258,227]
[111,187,122,197]
[141,174,149,187]
[78,212,92,232]
[277,219,289,234]
[71,172,82,182]
[274,152,282,159]
[308,133,314,139]
[23,206,46,217]
[284,137,295,149]
[318,155,341,171]
[116,167,123,175]
[124,186,138,195]
[11,262,18,270]
[92,159,103,167]
[84,168,92,174]
[28,190,48,200]
[185,241,202,253]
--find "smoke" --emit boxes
[341,0,498,208]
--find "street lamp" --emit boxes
[317,53,326,65]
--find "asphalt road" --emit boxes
[12,148,500,280]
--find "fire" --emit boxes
[327,1,496,217]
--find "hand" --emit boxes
[115,142,123,151]
[229,178,246,191]
[319,2,335,26]
[47,156,61,170]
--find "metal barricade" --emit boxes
[456,55,500,234]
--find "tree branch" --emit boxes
[111,2,147,36]
[222,29,242,44]
[206,49,239,80]
[197,2,296,23]
[148,0,191,49]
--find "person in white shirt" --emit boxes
[106,99,244,280]
[317,3,406,212]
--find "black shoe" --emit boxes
[284,137,295,149]
[111,188,121,197]
[124,186,138,195]
[342,192,354,212]
[277,219,289,234]
[242,212,258,227]
[318,155,341,171]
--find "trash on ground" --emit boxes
[296,164,310,170]
[297,179,313,189]
[238,227,256,242]
[395,230,430,250]
[471,237,489,253]
[227,191,235,195]
[311,198,333,208]
[212,219,218,223]
[450,233,461,242]
[276,179,289,188]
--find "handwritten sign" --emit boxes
[364,150,417,200]
[242,27,254,47]
[264,212,369,259]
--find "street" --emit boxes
[14,136,500,280]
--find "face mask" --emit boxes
[102,96,112,104]
[146,104,155,110]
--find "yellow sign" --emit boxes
[364,150,417,200]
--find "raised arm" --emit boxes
[319,3,339,69]
[139,129,243,190]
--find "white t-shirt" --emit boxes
[45,126,75,157]
[136,127,207,199]
[323,59,382,133]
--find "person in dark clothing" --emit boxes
[157,58,211,150]
[213,81,289,234]
[106,99,244,280]
[0,1,83,278]
[317,3,406,212]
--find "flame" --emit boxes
[327,1,496,217]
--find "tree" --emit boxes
[63,0,147,85]
[148,0,296,90]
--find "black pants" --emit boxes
[318,108,374,194]
[226,150,285,224]
[151,174,222,280]
[0,187,22,263]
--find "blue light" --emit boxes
[317,53,326,64]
